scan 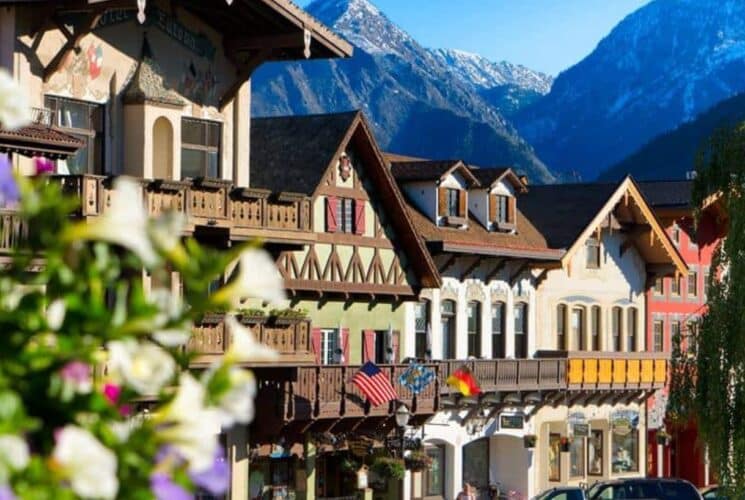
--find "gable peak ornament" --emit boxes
[338,152,352,182]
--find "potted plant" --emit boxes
[339,456,361,476]
[404,450,433,472]
[371,456,405,481]
[523,434,537,448]
[237,308,268,325]
[560,436,570,452]
[270,308,308,326]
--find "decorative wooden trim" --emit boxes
[316,185,369,201]
[316,232,393,249]
[284,279,414,297]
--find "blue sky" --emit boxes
[302,0,652,75]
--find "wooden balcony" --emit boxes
[438,358,566,394]
[0,209,27,255]
[260,363,440,423]
[561,351,668,390]
[188,313,314,366]
[52,174,316,245]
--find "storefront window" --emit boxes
[548,434,561,482]
[569,436,585,477]
[612,429,639,473]
[588,430,603,476]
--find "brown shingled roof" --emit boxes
[390,159,479,186]
[0,123,83,159]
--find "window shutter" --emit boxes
[509,197,516,223]
[391,330,400,364]
[354,199,366,235]
[438,187,447,217]
[489,194,497,222]
[311,328,322,364]
[458,190,467,217]
[325,197,338,233]
[363,330,376,363]
[340,327,350,365]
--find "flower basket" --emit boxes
[523,434,537,448]
[404,451,433,472]
[371,456,405,480]
[236,309,267,325]
[269,308,308,326]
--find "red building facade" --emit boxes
[639,181,726,486]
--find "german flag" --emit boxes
[446,366,481,396]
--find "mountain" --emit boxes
[514,0,745,180]
[251,0,556,183]
[600,90,745,181]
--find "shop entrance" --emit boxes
[317,453,358,499]
[462,438,490,499]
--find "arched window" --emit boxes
[571,306,586,351]
[591,306,602,351]
[612,307,623,352]
[491,301,506,358]
[514,302,528,358]
[441,300,456,359]
[627,307,638,352]
[557,304,568,350]
[467,301,482,358]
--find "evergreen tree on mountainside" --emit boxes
[601,91,745,181]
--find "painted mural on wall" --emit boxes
[46,41,108,101]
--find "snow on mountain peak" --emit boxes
[430,48,553,95]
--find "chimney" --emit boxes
[519,174,529,187]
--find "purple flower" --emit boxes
[59,361,92,394]
[0,485,17,500]
[189,446,229,496]
[150,473,192,500]
[0,154,19,206]
[33,157,55,175]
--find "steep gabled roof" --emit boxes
[250,111,441,289]
[390,159,479,187]
[250,111,359,195]
[637,180,693,209]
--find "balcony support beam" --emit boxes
[460,256,483,281]
[438,254,458,274]
[485,259,507,283]
[508,260,530,287]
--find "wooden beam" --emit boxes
[485,259,507,283]
[533,268,550,290]
[219,49,271,109]
[438,254,458,274]
[43,11,103,82]
[225,32,305,52]
[508,260,530,287]
[460,256,482,281]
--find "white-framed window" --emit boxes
[336,198,355,233]
[586,237,601,269]
[320,328,340,365]
[181,118,221,179]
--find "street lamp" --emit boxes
[395,404,411,458]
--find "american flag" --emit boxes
[352,362,398,407]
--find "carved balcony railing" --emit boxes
[0,209,27,255]
[50,174,314,243]
[437,358,567,395]
[188,313,314,365]
[260,363,440,423]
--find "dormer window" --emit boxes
[489,194,515,231]
[586,237,601,269]
[438,187,466,226]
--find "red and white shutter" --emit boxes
[325,197,338,233]
[340,327,350,365]
[354,199,366,235]
[363,330,376,363]
[391,330,400,364]
[311,328,322,364]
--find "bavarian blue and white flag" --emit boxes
[398,363,436,395]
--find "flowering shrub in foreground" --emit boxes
[0,166,284,498]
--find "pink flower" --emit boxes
[33,157,55,175]
[103,383,121,405]
[60,361,92,394]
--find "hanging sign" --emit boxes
[500,414,525,430]
[611,410,639,436]
[573,423,590,437]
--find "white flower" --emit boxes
[52,426,118,500]
[211,248,286,307]
[152,325,192,347]
[46,299,66,330]
[0,435,29,471]
[224,315,278,363]
[216,368,257,426]
[148,211,186,254]
[157,373,221,473]
[0,70,31,130]
[65,178,158,267]
[107,339,175,395]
